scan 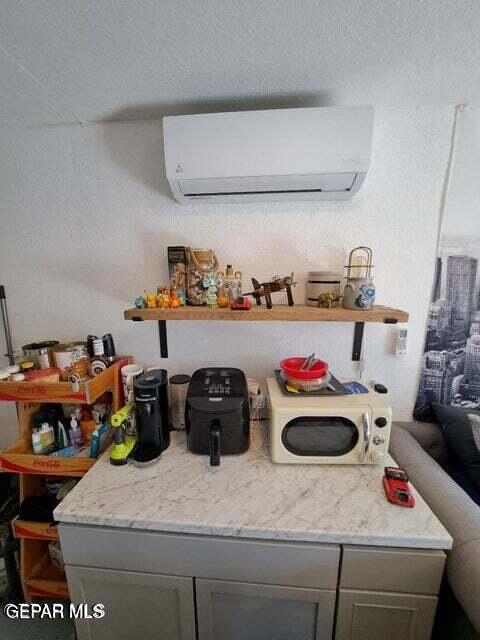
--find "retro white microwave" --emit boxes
[267,378,392,465]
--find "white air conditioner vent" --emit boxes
[163,106,373,204]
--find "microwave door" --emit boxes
[281,415,360,458]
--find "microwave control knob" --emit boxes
[373,434,386,446]
[375,417,388,428]
[370,450,385,464]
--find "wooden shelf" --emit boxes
[124,304,409,323]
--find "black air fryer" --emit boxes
[132,369,170,465]
[185,368,250,466]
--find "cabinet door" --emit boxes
[335,589,438,640]
[66,565,196,640]
[196,578,335,640]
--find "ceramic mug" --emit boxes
[121,364,144,403]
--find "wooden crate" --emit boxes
[0,436,94,476]
[0,357,129,404]
[22,540,69,599]
[1,358,132,602]
[12,516,59,540]
[0,357,131,476]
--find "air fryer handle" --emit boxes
[209,420,221,467]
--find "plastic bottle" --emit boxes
[32,429,43,454]
[69,415,84,447]
[80,409,97,443]
[39,423,55,453]
[90,339,108,376]
[57,420,68,450]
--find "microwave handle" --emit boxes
[361,412,371,462]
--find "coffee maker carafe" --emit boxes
[132,369,170,465]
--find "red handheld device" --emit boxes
[383,467,415,508]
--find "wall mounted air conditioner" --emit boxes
[163,106,374,204]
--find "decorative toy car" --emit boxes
[230,296,252,310]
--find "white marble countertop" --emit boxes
[55,424,452,550]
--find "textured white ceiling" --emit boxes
[1,0,479,127]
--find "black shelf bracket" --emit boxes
[158,320,168,358]
[352,322,365,361]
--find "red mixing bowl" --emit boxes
[280,357,329,380]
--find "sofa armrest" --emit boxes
[390,424,480,632]
[395,420,449,466]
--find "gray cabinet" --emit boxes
[196,578,336,640]
[60,525,445,640]
[66,565,196,640]
[335,589,438,640]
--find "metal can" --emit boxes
[22,341,60,369]
[53,343,88,381]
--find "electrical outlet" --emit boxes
[251,393,266,410]
[396,328,408,355]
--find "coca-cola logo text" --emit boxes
[32,458,60,469]
[16,385,48,396]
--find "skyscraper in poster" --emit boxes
[465,334,480,379]
[433,257,442,302]
[415,251,480,417]
[445,255,478,336]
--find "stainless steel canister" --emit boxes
[169,374,191,430]
[22,341,59,369]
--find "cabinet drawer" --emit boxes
[340,546,445,595]
[60,524,340,589]
[335,589,438,640]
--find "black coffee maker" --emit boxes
[185,368,250,466]
[132,369,170,465]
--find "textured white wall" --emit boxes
[0,106,454,446]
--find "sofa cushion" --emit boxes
[450,469,480,507]
[395,420,449,465]
[432,404,480,492]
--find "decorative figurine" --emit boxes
[217,264,242,302]
[170,290,180,308]
[135,296,146,309]
[203,273,218,309]
[215,272,230,308]
[244,274,296,309]
[158,290,171,308]
[217,293,230,308]
[145,291,158,309]
[316,293,341,309]
[177,289,186,306]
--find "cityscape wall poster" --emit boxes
[414,106,480,420]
